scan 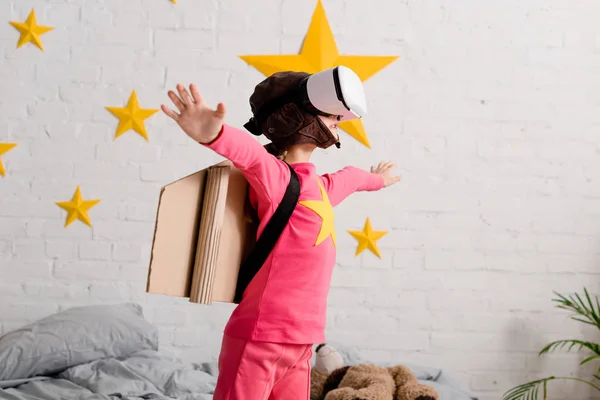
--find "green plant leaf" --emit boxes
[539,340,600,356]
[504,290,600,399]
[503,377,600,400]
[580,289,600,326]
[552,288,600,329]
[502,378,553,400]
[581,355,600,366]
[570,316,598,327]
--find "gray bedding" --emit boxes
[0,355,476,400]
[0,303,476,400]
[0,350,215,400]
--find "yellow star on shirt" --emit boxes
[56,186,101,228]
[0,143,18,177]
[238,0,399,148]
[348,218,387,259]
[105,90,159,141]
[300,179,336,247]
[9,9,54,51]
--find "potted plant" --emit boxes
[503,288,600,400]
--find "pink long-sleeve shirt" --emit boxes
[204,124,385,344]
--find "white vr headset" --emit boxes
[301,65,367,122]
[245,66,367,137]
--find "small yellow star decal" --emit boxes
[105,90,159,141]
[239,0,399,148]
[9,8,54,51]
[348,218,387,259]
[0,143,18,177]
[170,0,176,3]
[56,186,101,228]
[300,178,336,247]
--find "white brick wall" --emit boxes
[1,0,600,399]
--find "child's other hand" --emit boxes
[161,83,226,144]
[370,161,402,187]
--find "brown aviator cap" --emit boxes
[243,71,339,153]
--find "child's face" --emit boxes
[317,114,341,140]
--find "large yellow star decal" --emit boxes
[56,186,101,228]
[239,0,399,148]
[299,179,336,247]
[105,90,159,141]
[0,143,18,177]
[348,218,387,259]
[9,9,54,51]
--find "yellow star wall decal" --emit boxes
[238,0,399,148]
[299,179,336,247]
[170,0,177,3]
[56,186,101,228]
[0,143,18,177]
[9,8,54,51]
[105,90,159,141]
[348,218,387,259]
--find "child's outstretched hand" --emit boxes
[161,83,226,144]
[371,161,402,187]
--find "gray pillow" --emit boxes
[0,303,159,381]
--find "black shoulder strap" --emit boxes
[234,162,300,304]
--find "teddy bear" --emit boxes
[310,344,439,400]
[311,344,345,400]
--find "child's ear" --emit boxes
[264,103,304,140]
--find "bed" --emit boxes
[0,303,477,400]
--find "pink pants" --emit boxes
[213,334,313,400]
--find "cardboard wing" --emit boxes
[146,161,257,304]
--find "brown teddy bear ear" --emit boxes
[322,366,350,397]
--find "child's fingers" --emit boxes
[214,102,227,119]
[190,83,204,104]
[375,161,392,172]
[381,162,395,172]
[176,84,193,106]
[161,104,179,121]
[168,91,186,112]
[383,175,402,187]
[372,162,397,174]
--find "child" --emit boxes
[161,71,401,400]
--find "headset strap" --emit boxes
[234,162,300,304]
